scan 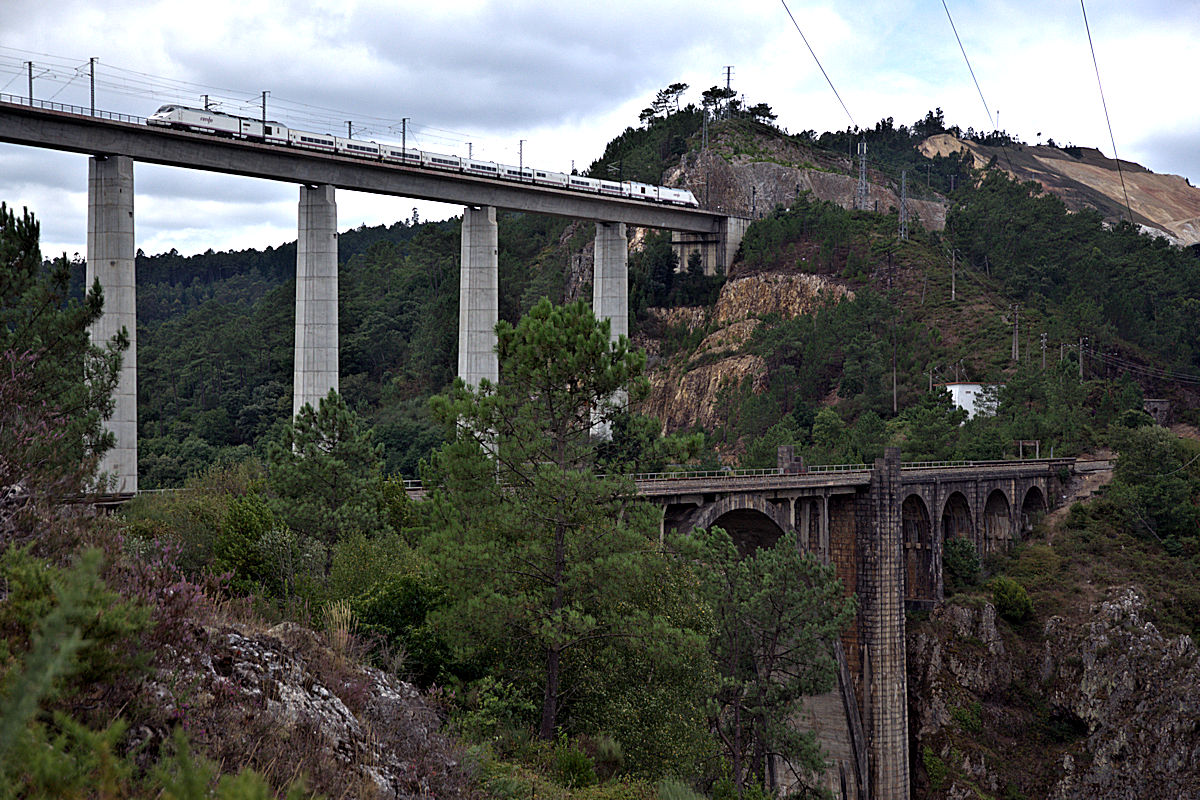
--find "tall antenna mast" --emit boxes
[724,65,734,90]
[855,141,869,210]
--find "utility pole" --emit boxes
[89,57,97,116]
[26,62,32,105]
[892,329,898,414]
[202,94,211,111]
[519,139,526,179]
[951,250,956,302]
[346,121,353,138]
[1011,304,1021,362]
[899,170,909,241]
[401,118,408,155]
[468,142,473,159]
[855,141,868,211]
[261,91,268,130]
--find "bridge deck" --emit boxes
[0,98,725,233]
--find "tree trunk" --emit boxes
[539,644,560,740]
[539,520,568,740]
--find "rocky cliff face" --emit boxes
[664,142,947,231]
[637,272,850,437]
[920,134,1200,245]
[908,590,1200,799]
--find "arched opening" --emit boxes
[711,509,785,556]
[902,494,934,601]
[942,492,977,594]
[983,489,1012,553]
[941,492,973,544]
[1020,486,1046,536]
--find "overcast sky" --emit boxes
[1,0,1197,258]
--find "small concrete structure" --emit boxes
[457,206,499,388]
[87,155,137,493]
[293,184,339,417]
[942,381,998,419]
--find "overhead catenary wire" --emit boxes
[1079,0,1134,224]
[778,0,857,129]
[941,0,994,131]
[0,47,504,161]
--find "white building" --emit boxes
[940,382,1000,420]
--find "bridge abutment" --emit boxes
[671,215,750,275]
[293,184,339,417]
[87,154,137,493]
[457,205,498,388]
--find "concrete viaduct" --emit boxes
[0,97,748,493]
[637,449,1070,800]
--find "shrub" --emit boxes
[451,676,537,744]
[944,536,980,592]
[554,737,597,789]
[922,745,948,791]
[350,573,451,685]
[990,576,1033,623]
[658,778,704,800]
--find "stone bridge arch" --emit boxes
[688,494,791,554]
[983,488,1012,554]
[1021,485,1047,535]
[902,493,935,603]
[941,491,974,547]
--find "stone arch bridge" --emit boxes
[636,449,1071,800]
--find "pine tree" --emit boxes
[0,203,125,495]
[423,299,708,741]
[674,527,856,796]
[267,389,388,546]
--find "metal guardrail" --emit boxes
[629,463,870,482]
[898,457,1071,470]
[0,93,145,125]
[400,459,1064,493]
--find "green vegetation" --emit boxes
[675,528,854,795]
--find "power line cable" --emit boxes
[941,0,994,130]
[1079,0,1134,224]
[779,0,856,129]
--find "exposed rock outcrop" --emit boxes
[665,147,947,231]
[920,134,1200,245]
[638,271,849,435]
[908,590,1200,799]
[140,622,471,799]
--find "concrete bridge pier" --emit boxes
[293,184,339,417]
[87,154,137,493]
[591,222,628,438]
[593,222,628,342]
[457,205,499,388]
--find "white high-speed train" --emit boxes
[147,105,700,207]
